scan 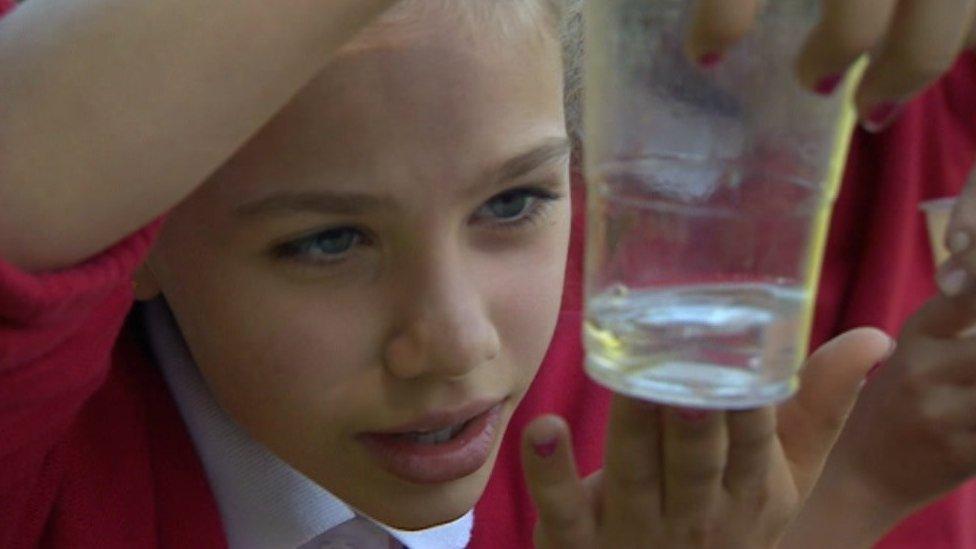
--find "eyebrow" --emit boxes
[235,189,395,217]
[234,136,572,218]
[486,136,572,189]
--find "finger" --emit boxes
[917,384,976,430]
[890,334,976,386]
[777,327,893,492]
[944,166,976,256]
[662,407,726,538]
[904,293,976,339]
[939,167,976,296]
[601,397,663,544]
[685,0,761,65]
[795,0,898,94]
[856,0,976,132]
[522,415,596,549]
[935,254,976,300]
[723,406,777,499]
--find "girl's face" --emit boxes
[144,9,570,528]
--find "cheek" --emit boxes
[156,243,385,435]
[488,206,572,381]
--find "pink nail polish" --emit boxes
[862,102,901,133]
[698,52,723,68]
[814,73,843,95]
[676,408,710,422]
[533,439,558,458]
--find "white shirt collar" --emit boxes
[141,299,473,549]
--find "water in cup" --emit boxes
[586,283,807,409]
[583,159,823,408]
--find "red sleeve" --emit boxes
[0,218,163,545]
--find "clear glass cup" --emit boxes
[583,0,860,409]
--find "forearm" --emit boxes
[0,0,396,271]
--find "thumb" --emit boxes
[777,327,894,492]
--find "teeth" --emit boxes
[408,423,465,444]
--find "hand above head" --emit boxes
[521,328,892,548]
[685,0,976,132]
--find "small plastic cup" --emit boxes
[919,197,957,267]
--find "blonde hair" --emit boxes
[374,0,584,152]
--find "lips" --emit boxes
[356,401,505,484]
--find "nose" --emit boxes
[384,253,500,380]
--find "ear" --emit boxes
[132,262,162,301]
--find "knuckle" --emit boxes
[675,461,725,486]
[537,503,584,534]
[731,424,776,453]
[608,464,659,489]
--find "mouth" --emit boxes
[356,400,506,485]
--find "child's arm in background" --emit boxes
[0,3,395,544]
[0,0,397,272]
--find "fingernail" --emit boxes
[882,338,898,362]
[949,231,972,254]
[814,73,843,95]
[862,102,901,133]
[533,438,558,458]
[698,52,723,68]
[937,268,968,296]
[676,408,711,422]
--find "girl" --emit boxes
[0,0,930,548]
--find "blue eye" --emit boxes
[275,227,364,262]
[477,188,558,225]
[485,191,532,219]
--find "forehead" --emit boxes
[200,15,566,210]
